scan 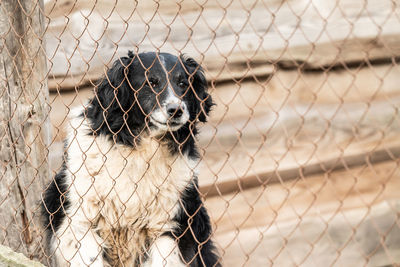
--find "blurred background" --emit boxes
[1,0,400,266]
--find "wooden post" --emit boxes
[0,0,49,261]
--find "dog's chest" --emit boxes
[68,134,196,231]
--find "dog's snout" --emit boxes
[166,103,183,118]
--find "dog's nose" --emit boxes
[166,103,183,118]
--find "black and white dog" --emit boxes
[42,52,220,266]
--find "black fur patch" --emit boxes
[172,178,221,267]
[42,163,70,243]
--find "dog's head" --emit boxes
[86,51,213,146]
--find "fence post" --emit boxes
[0,0,49,260]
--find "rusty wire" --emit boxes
[0,0,399,266]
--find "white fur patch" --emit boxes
[143,236,185,267]
[52,106,198,266]
[51,225,104,266]
[159,55,167,69]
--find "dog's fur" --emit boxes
[42,52,220,266]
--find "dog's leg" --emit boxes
[173,181,221,266]
[143,235,185,267]
[51,219,105,267]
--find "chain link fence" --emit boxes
[1,0,400,266]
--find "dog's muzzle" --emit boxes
[166,103,184,119]
[150,101,189,131]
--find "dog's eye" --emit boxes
[178,81,188,88]
[147,79,158,88]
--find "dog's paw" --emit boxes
[54,228,105,267]
[68,254,104,267]
[144,236,186,267]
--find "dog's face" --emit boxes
[130,53,198,132]
[89,52,213,145]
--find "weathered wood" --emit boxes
[205,161,400,266]
[198,95,400,196]
[206,160,400,232]
[201,146,400,196]
[197,60,400,195]
[43,0,400,91]
[0,0,50,261]
[214,201,400,266]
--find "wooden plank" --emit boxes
[197,63,400,195]
[43,0,400,90]
[214,201,400,266]
[201,146,400,196]
[205,160,400,266]
[0,0,50,262]
[205,160,400,233]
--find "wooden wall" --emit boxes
[44,0,400,265]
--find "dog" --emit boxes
[42,51,220,267]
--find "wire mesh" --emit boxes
[0,0,399,266]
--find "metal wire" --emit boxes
[0,0,399,266]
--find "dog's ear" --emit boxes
[88,55,135,134]
[86,53,144,146]
[96,55,134,111]
[181,55,214,122]
[128,50,135,58]
[198,90,214,123]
